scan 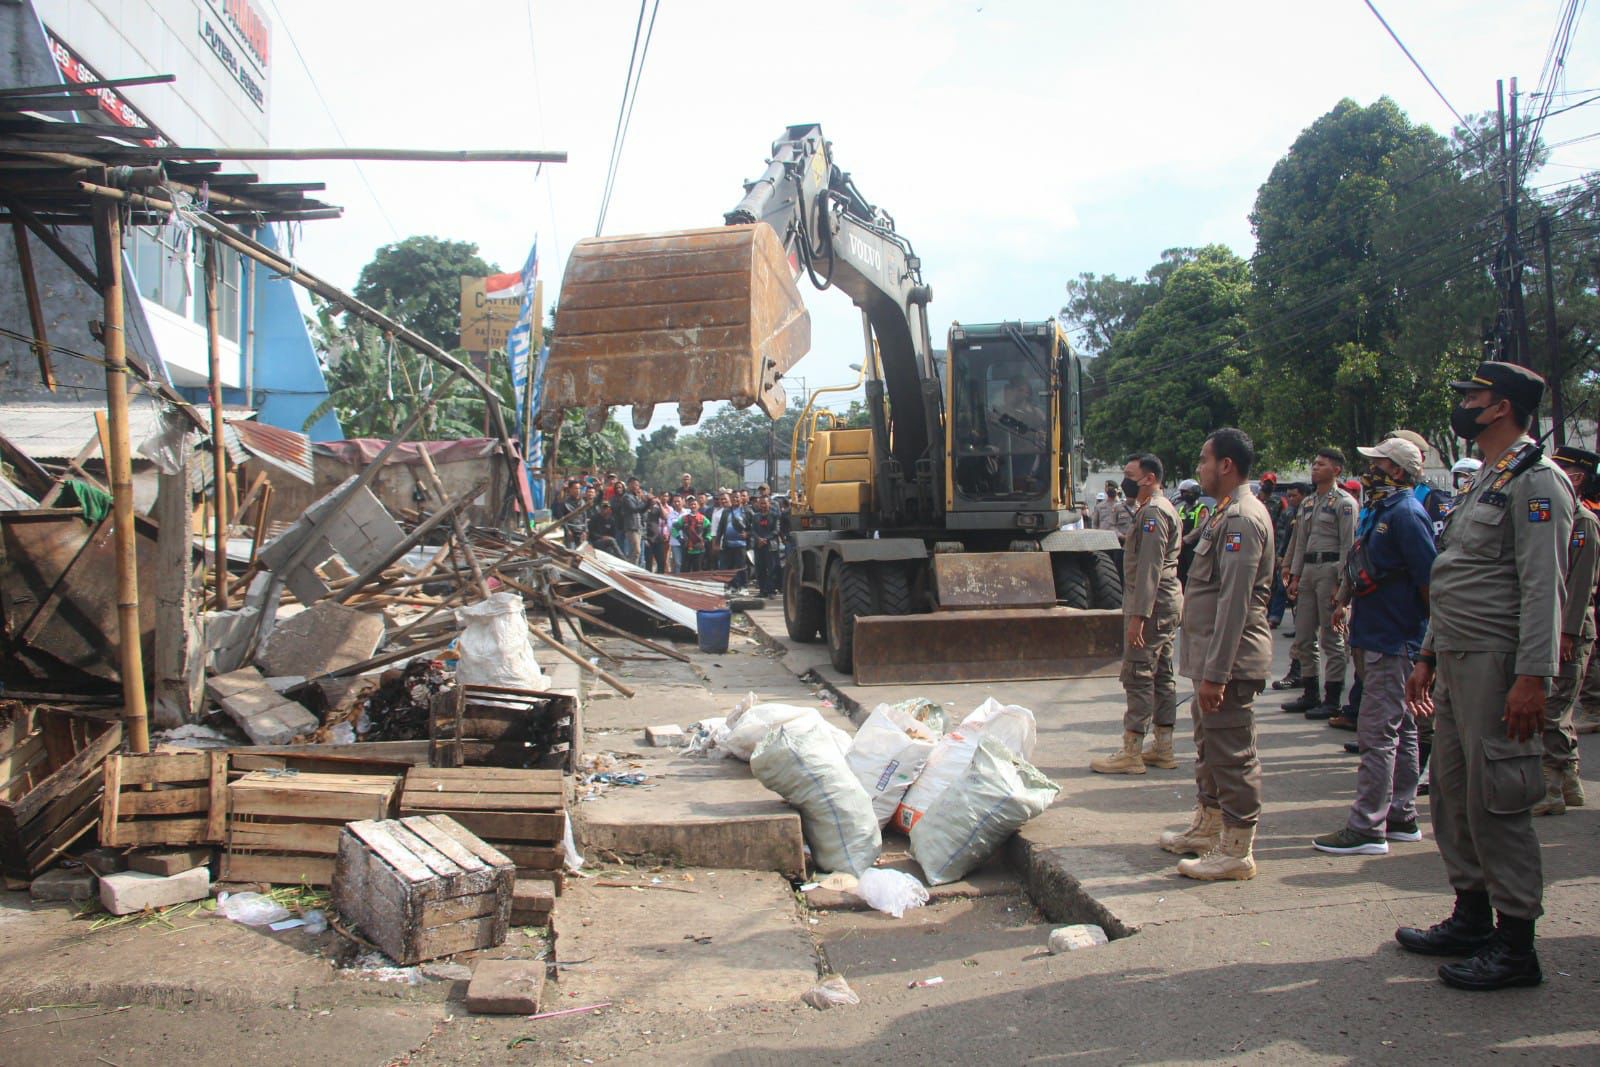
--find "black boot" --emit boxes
[1396,891,1495,956]
[1417,739,1433,796]
[1271,660,1303,691]
[1307,681,1344,721]
[1438,915,1542,990]
[1283,675,1321,713]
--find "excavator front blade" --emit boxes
[538,224,811,430]
[852,607,1125,685]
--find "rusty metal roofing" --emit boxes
[226,418,314,484]
[571,545,727,629]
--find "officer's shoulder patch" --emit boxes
[1223,531,1243,552]
[1528,498,1552,523]
[1341,503,1354,515]
[1143,518,1158,532]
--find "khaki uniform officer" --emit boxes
[1091,453,1183,775]
[1159,428,1274,881]
[1284,451,1357,717]
[1400,361,1571,991]
[1532,445,1600,815]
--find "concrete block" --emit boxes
[128,847,215,877]
[256,601,385,679]
[30,866,96,902]
[233,701,319,746]
[76,847,127,876]
[99,866,210,915]
[645,724,685,747]
[511,879,555,925]
[205,667,265,701]
[465,958,545,1014]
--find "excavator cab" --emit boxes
[948,340,1053,506]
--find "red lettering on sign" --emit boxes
[224,0,272,69]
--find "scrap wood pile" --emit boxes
[0,454,725,966]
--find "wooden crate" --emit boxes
[223,771,400,886]
[399,767,566,887]
[0,703,122,879]
[428,684,580,773]
[101,751,227,848]
[333,814,515,965]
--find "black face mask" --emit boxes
[1451,403,1491,441]
[1120,477,1142,500]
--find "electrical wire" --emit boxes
[1361,0,1490,162]
[595,0,662,237]
[1523,0,1587,168]
[526,0,561,283]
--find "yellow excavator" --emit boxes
[540,124,1122,684]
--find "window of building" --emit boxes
[192,242,242,343]
[129,224,190,316]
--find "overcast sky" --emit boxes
[262,0,1599,438]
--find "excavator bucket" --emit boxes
[538,224,811,430]
[851,553,1125,685]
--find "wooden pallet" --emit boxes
[399,766,566,891]
[333,814,515,965]
[224,771,400,886]
[428,684,580,773]
[101,751,227,848]
[0,703,122,879]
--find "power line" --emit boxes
[265,0,400,240]
[595,0,662,236]
[526,0,561,280]
[1361,0,1489,161]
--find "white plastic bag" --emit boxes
[751,719,882,876]
[217,891,291,926]
[909,736,1059,885]
[801,974,860,1009]
[725,703,850,762]
[455,592,550,690]
[847,703,941,828]
[892,698,1037,832]
[852,867,930,918]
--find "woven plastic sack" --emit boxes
[725,703,850,762]
[909,735,1058,885]
[751,719,882,875]
[892,698,1036,832]
[846,703,941,827]
[455,592,549,689]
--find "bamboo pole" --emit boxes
[203,237,229,608]
[10,218,55,389]
[91,198,149,753]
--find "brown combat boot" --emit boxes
[1142,726,1179,769]
[1090,731,1147,775]
[1561,765,1585,807]
[1178,824,1258,881]
[1159,805,1222,855]
[1531,766,1566,816]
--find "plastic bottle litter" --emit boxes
[801,974,860,1009]
[852,867,930,918]
[1048,924,1109,953]
[216,891,291,926]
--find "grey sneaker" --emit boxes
[1385,818,1423,842]
[1312,826,1389,855]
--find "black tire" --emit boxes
[1052,555,1091,609]
[1089,551,1124,610]
[783,558,824,642]
[875,563,914,616]
[825,561,878,673]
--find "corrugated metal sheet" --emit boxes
[0,399,167,459]
[571,545,727,629]
[228,419,314,484]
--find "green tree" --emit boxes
[1241,97,1497,464]
[354,236,498,350]
[633,425,679,478]
[554,408,633,475]
[1061,248,1197,357]
[1086,245,1252,477]
[692,405,803,468]
[640,443,739,494]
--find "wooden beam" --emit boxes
[10,215,54,390]
[0,193,96,286]
[0,74,175,97]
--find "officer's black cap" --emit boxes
[1448,361,1545,413]
[1553,445,1600,481]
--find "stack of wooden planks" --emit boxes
[399,766,567,895]
[224,770,399,886]
[0,703,122,879]
[100,750,226,848]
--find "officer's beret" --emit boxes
[1449,361,1546,413]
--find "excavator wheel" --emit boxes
[783,559,824,643]
[1089,551,1124,610]
[826,560,877,673]
[874,563,915,616]
[1052,555,1091,610]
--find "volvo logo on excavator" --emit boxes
[846,232,883,275]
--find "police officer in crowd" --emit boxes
[1091,453,1184,776]
[1284,449,1358,718]
[1176,478,1210,585]
[1400,361,1572,991]
[1531,445,1600,815]
[1312,436,1436,855]
[1159,428,1274,881]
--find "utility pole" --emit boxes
[1538,211,1566,445]
[1507,78,1535,369]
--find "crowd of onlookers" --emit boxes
[547,470,789,596]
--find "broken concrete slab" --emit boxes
[206,666,320,745]
[255,601,385,679]
[75,847,126,876]
[29,866,95,902]
[464,958,546,1014]
[128,847,214,877]
[645,724,685,747]
[511,879,554,925]
[99,866,210,915]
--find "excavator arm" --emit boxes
[539,124,943,520]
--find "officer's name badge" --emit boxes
[1529,498,1552,523]
[1223,532,1243,552]
[1143,518,1158,532]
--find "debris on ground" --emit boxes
[801,974,860,1009]
[1048,924,1110,953]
